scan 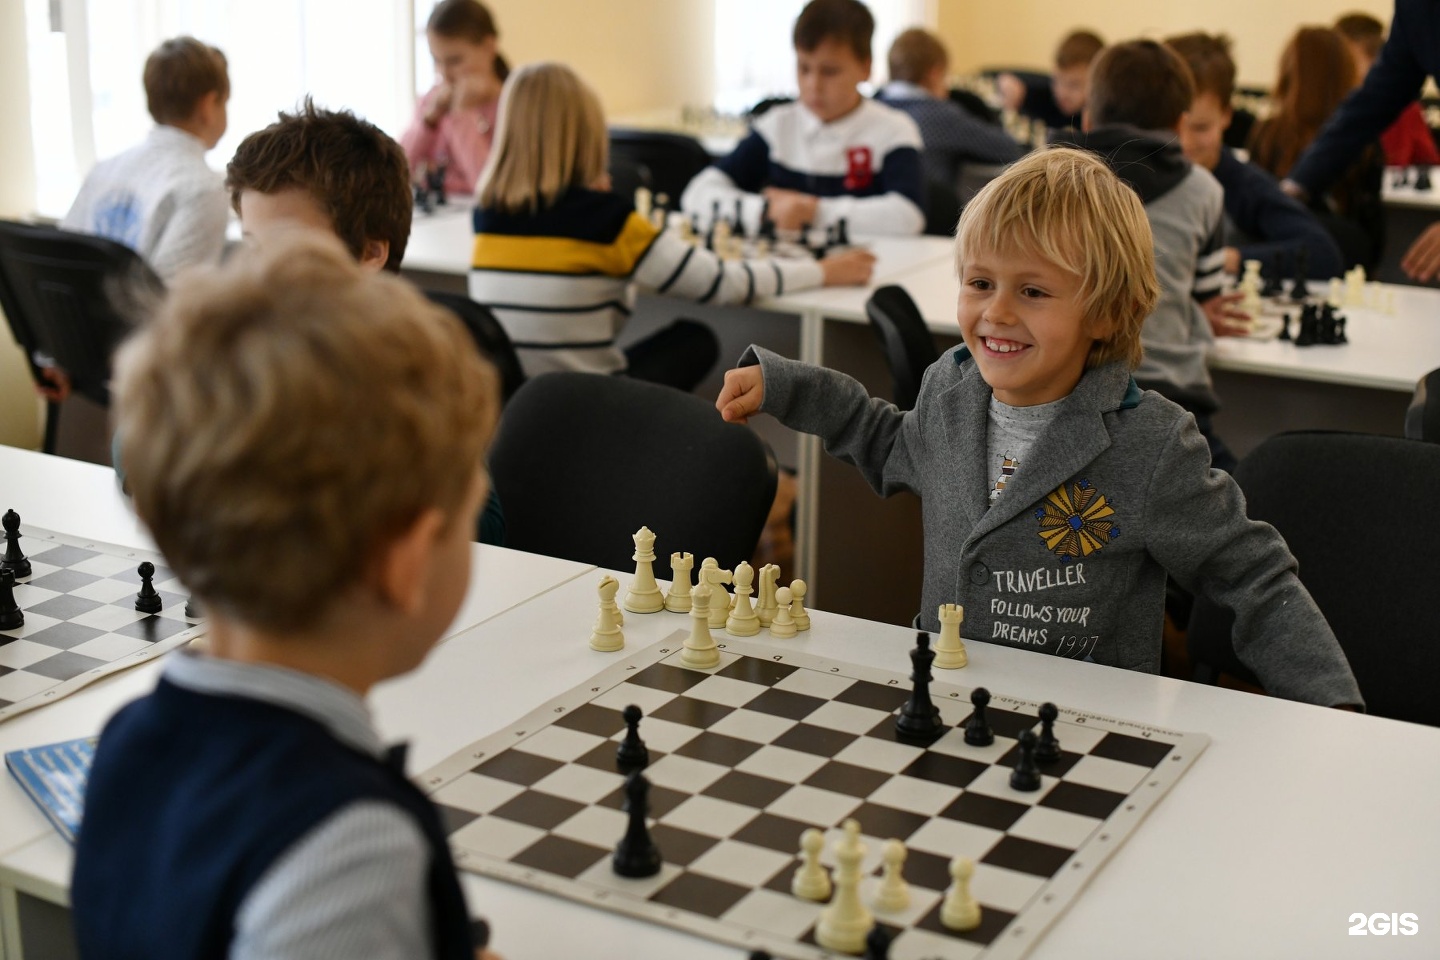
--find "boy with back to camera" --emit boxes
[681,0,926,236]
[63,36,230,281]
[1052,39,1243,471]
[71,234,504,959]
[717,148,1362,709]
[996,29,1103,132]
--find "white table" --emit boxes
[8,555,1437,960]
[0,445,597,957]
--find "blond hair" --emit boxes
[955,148,1157,370]
[477,62,608,214]
[112,233,499,632]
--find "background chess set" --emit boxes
[420,634,1209,960]
[0,526,203,723]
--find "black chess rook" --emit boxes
[135,561,163,614]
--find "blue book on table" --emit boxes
[5,737,96,845]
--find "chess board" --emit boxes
[0,526,203,723]
[421,634,1209,960]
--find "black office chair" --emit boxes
[1404,367,1440,443]
[423,290,526,404]
[0,220,159,453]
[607,129,715,205]
[487,372,778,578]
[864,285,940,411]
[1187,431,1440,725]
[746,97,794,120]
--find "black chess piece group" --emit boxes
[611,704,662,878]
[1,509,30,634]
[414,162,449,214]
[1291,302,1348,347]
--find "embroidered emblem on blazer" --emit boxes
[1033,479,1120,562]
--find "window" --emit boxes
[25,0,415,219]
[713,0,931,114]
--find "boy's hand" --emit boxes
[716,366,765,424]
[995,73,1026,112]
[35,365,71,403]
[1201,291,1251,337]
[1401,221,1440,283]
[820,247,876,287]
[763,187,820,232]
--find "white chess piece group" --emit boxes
[588,527,810,654]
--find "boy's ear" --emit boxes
[374,507,446,615]
[358,239,390,272]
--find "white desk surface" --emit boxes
[9,564,1436,958]
[0,445,594,876]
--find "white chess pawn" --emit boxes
[682,582,720,669]
[791,827,832,901]
[940,856,982,932]
[816,819,873,953]
[872,838,910,912]
[934,603,968,669]
[726,561,760,636]
[755,564,780,626]
[664,552,694,613]
[698,559,733,628]
[769,586,797,638]
[788,579,810,631]
[634,186,652,222]
[589,576,624,652]
[624,526,664,614]
[1239,259,1263,317]
[1327,277,1344,309]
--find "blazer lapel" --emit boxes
[936,362,996,532]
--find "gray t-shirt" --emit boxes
[986,395,1064,504]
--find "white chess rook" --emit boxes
[589,576,625,652]
[726,561,760,637]
[934,603,968,669]
[816,819,874,953]
[664,552,694,613]
[682,582,720,669]
[624,526,665,614]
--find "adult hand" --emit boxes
[819,247,876,287]
[716,366,766,424]
[762,187,819,232]
[1201,291,1252,337]
[1401,221,1440,283]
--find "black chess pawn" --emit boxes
[963,687,994,746]
[414,181,434,215]
[895,633,944,743]
[1290,248,1310,302]
[135,561,163,614]
[1295,304,1317,346]
[1278,312,1292,341]
[612,770,662,878]
[616,703,650,774]
[1035,702,1061,764]
[732,197,747,240]
[1261,253,1287,298]
[1335,314,1349,344]
[1009,729,1042,791]
[0,569,22,632]
[835,217,850,247]
[1319,303,1338,345]
[430,163,449,205]
[863,925,892,960]
[1415,165,1432,191]
[1,509,31,580]
[757,200,776,242]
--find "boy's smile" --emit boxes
[958,249,1101,406]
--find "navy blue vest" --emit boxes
[72,678,472,960]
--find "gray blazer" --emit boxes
[748,344,1362,708]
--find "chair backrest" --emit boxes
[1187,431,1440,725]
[1405,367,1440,443]
[0,220,158,407]
[487,372,779,577]
[864,285,941,410]
[607,129,714,206]
[423,290,526,404]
